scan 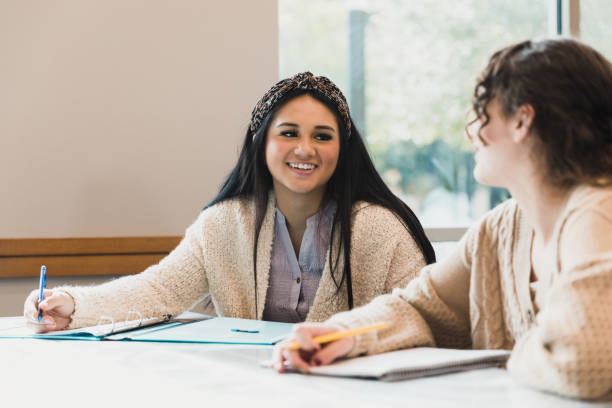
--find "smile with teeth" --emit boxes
[287,162,317,170]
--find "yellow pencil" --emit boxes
[284,322,388,350]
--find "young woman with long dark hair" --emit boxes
[275,40,612,400]
[25,72,435,331]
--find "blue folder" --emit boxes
[0,316,293,345]
[107,317,292,344]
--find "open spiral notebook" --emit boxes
[268,347,511,381]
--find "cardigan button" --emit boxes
[296,277,301,284]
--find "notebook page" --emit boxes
[309,347,510,378]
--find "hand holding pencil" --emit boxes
[273,322,387,374]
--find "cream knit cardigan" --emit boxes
[61,195,426,329]
[327,185,612,400]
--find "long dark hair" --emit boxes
[206,89,435,315]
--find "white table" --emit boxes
[0,318,609,408]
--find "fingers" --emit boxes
[24,289,56,333]
[23,289,52,321]
[284,348,312,373]
[273,340,310,373]
[290,323,340,351]
[272,342,287,373]
[26,316,57,333]
[292,325,322,352]
[39,290,70,313]
[309,336,354,367]
[23,289,73,333]
[274,323,347,375]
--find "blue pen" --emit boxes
[37,265,46,322]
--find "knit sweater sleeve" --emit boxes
[58,212,210,329]
[507,203,612,400]
[324,201,517,357]
[326,233,474,357]
[507,256,612,400]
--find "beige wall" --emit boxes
[0,0,278,238]
[0,1,278,315]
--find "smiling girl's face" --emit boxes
[265,94,341,203]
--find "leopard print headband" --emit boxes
[249,71,351,140]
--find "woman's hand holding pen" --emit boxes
[24,289,75,333]
[273,323,354,373]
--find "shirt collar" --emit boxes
[275,200,337,227]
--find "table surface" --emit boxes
[0,317,609,408]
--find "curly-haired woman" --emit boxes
[276,39,612,400]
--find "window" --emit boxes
[279,0,608,245]
[579,0,612,59]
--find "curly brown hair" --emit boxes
[471,38,612,188]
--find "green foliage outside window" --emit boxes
[279,0,608,226]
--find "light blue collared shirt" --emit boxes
[262,201,336,323]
